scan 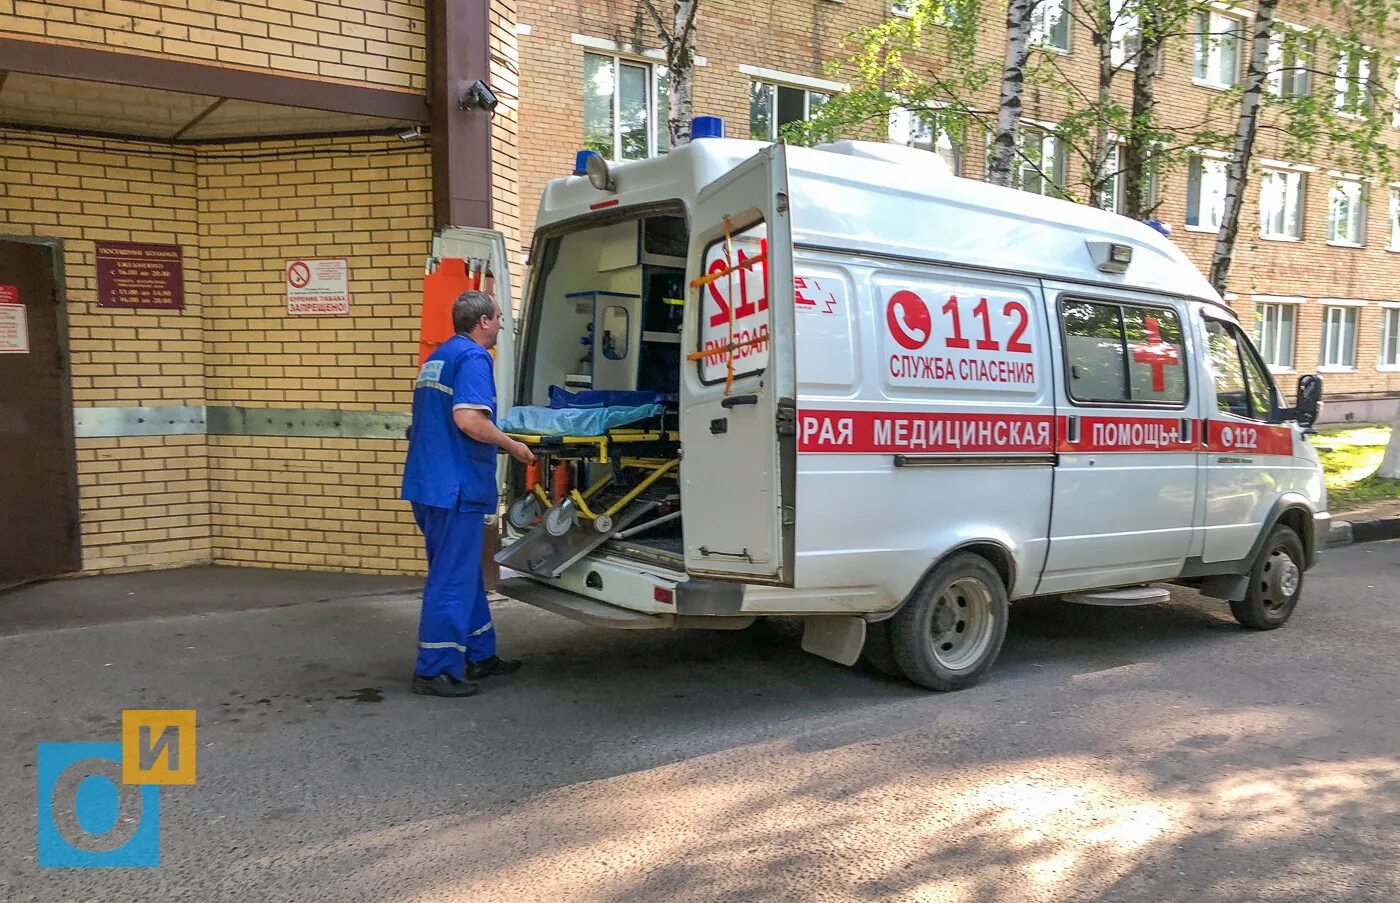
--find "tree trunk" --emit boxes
[666,0,698,147]
[1381,417,1400,479]
[1210,0,1278,296]
[1092,0,1115,209]
[988,0,1039,187]
[1122,5,1164,219]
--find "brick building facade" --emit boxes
[1,0,515,580]
[514,0,1400,420]
[1,0,1395,579]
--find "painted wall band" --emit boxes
[73,406,411,440]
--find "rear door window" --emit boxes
[1061,299,1188,406]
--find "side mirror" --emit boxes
[1287,374,1323,429]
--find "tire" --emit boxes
[890,553,1009,691]
[859,619,901,678]
[1229,526,1305,630]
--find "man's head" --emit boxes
[453,290,502,349]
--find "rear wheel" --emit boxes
[891,554,1009,691]
[1229,526,1304,630]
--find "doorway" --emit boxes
[0,237,80,590]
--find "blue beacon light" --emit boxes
[691,116,725,139]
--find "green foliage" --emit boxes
[1313,424,1400,510]
[794,0,1400,218]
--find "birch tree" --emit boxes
[642,0,700,146]
[987,0,1043,185]
[1208,0,1278,295]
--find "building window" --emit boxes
[1390,188,1400,250]
[1382,307,1400,368]
[583,52,668,161]
[1259,169,1305,239]
[1321,305,1359,369]
[1266,30,1313,98]
[892,0,960,23]
[1030,0,1071,51]
[1013,126,1066,196]
[749,81,829,142]
[1334,47,1375,117]
[889,107,963,175]
[1194,11,1243,87]
[1109,0,1141,67]
[1255,303,1297,369]
[1186,154,1228,230]
[1328,178,1367,246]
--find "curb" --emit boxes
[1327,516,1400,547]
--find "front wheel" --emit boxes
[890,554,1009,691]
[1230,526,1305,630]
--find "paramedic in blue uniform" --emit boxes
[402,289,536,698]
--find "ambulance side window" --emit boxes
[1205,318,1277,421]
[1061,299,1188,406]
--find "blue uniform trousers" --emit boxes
[412,502,497,679]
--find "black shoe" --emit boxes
[411,673,481,697]
[466,656,522,680]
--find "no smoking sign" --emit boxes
[285,258,349,317]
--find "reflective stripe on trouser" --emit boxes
[411,502,497,680]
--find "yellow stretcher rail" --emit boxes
[504,429,670,464]
[568,458,679,523]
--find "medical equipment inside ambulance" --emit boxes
[495,213,690,578]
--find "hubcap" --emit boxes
[928,577,995,671]
[1260,547,1301,611]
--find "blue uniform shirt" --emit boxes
[402,335,499,513]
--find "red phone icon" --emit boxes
[887,290,931,351]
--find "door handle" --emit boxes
[1180,418,1193,443]
[721,394,758,409]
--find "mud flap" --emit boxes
[801,616,867,666]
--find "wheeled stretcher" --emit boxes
[495,417,682,579]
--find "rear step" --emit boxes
[1061,585,1172,606]
[498,577,753,630]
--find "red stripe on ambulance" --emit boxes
[1204,421,1293,456]
[798,410,1054,454]
[1057,415,1195,453]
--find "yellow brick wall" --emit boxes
[0,130,213,573]
[198,135,431,573]
[209,436,419,573]
[516,0,1400,402]
[1,0,426,90]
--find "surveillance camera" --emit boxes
[396,126,424,141]
[459,80,499,113]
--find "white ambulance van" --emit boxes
[477,121,1329,691]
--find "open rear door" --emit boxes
[431,227,516,431]
[680,144,796,586]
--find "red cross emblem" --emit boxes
[1132,316,1180,392]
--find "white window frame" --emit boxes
[1258,167,1305,240]
[1334,46,1375,119]
[1030,0,1071,52]
[888,105,963,175]
[1194,9,1244,89]
[1380,304,1400,370]
[1109,0,1141,68]
[1328,175,1367,247]
[1185,151,1230,233]
[740,66,844,142]
[1254,298,1300,372]
[581,50,668,162]
[1389,185,1400,251]
[1320,302,1363,371]
[1010,122,1066,196]
[1266,25,1314,98]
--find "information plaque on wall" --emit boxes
[95,241,185,310]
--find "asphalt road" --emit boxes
[2,541,1399,902]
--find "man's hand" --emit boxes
[506,439,536,465]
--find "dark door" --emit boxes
[0,239,80,591]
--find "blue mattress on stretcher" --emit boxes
[499,402,664,437]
